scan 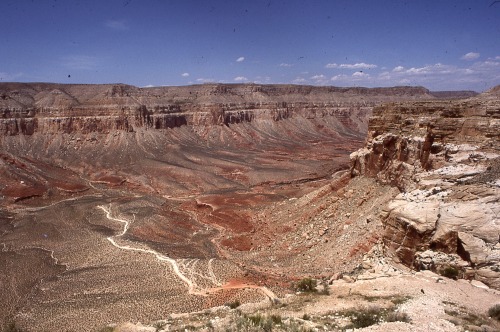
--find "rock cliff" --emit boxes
[350,86,500,288]
[0,83,437,136]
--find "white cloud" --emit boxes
[181,72,189,77]
[328,57,500,90]
[292,77,307,84]
[461,52,480,61]
[279,63,292,67]
[62,55,99,70]
[196,78,215,83]
[105,20,128,31]
[377,59,500,90]
[236,57,245,62]
[234,76,248,81]
[309,74,329,85]
[330,74,348,81]
[310,74,326,80]
[326,62,377,69]
[341,63,377,69]
[143,84,155,88]
[352,71,370,78]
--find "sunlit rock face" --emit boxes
[350,87,500,289]
[2,83,452,331]
[0,83,439,202]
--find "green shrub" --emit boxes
[343,306,383,329]
[319,280,330,295]
[386,311,411,323]
[295,278,317,292]
[225,300,241,309]
[440,266,459,279]
[152,321,167,332]
[247,313,264,326]
[3,322,24,332]
[488,304,500,321]
[270,314,282,324]
[97,327,115,332]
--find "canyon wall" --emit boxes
[350,86,500,288]
[0,83,438,136]
[0,83,446,204]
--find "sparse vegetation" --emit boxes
[225,300,241,309]
[152,321,167,331]
[342,306,383,329]
[295,278,317,293]
[270,314,282,325]
[3,322,25,332]
[318,280,330,295]
[386,311,411,323]
[244,313,274,332]
[488,304,500,321]
[97,327,115,332]
[439,265,459,279]
[391,296,412,306]
[302,313,310,320]
[445,304,493,329]
[227,313,313,332]
[339,305,411,329]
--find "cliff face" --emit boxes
[0,83,437,136]
[350,87,500,288]
[0,83,442,205]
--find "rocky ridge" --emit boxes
[0,83,439,136]
[350,86,500,288]
[0,82,495,332]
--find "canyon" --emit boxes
[0,83,498,332]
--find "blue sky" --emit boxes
[1,0,499,91]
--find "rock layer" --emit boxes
[350,87,500,288]
[0,83,438,136]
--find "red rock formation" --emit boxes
[350,87,500,288]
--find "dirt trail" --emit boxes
[98,204,278,302]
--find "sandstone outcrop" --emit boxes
[350,86,500,288]
[0,82,487,331]
[0,83,439,136]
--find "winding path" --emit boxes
[98,204,278,302]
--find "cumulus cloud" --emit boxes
[292,77,307,84]
[461,52,480,61]
[326,56,500,90]
[352,71,370,78]
[378,59,500,90]
[105,20,128,31]
[279,63,292,67]
[330,74,348,81]
[309,74,329,85]
[234,76,248,81]
[196,78,215,83]
[310,74,326,80]
[326,62,377,69]
[181,72,189,77]
[236,57,245,62]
